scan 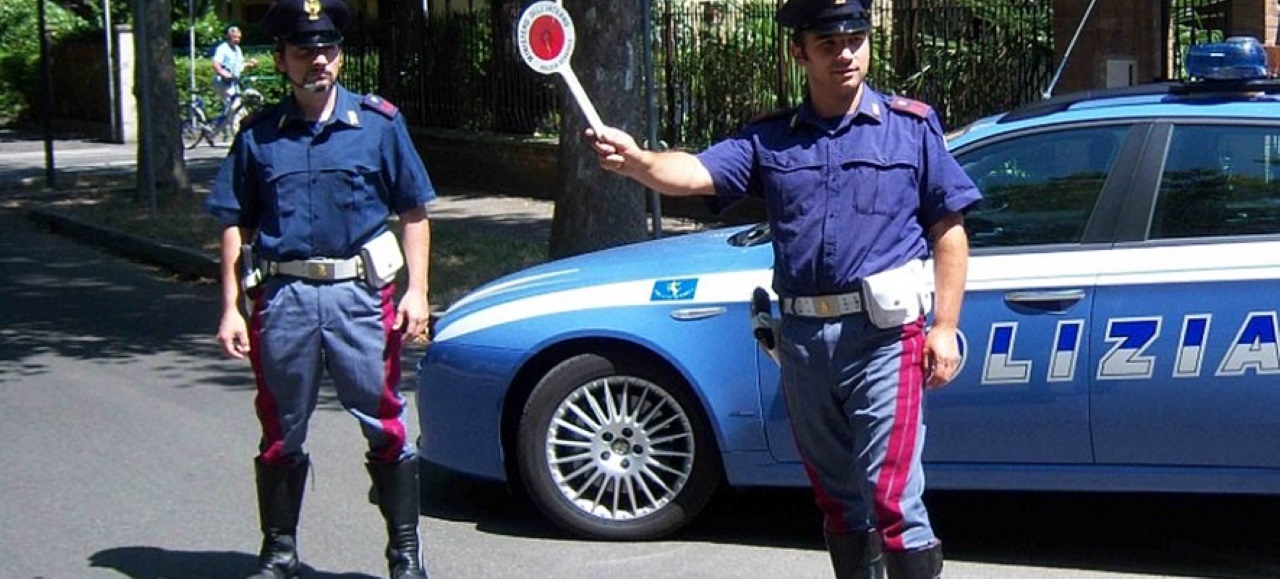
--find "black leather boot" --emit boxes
[367,459,428,579]
[247,456,308,579]
[884,542,943,579]
[825,530,885,579]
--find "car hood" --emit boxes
[436,225,769,333]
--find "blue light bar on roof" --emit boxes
[1186,36,1269,81]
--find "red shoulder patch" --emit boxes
[362,94,399,119]
[887,96,931,119]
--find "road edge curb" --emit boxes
[26,209,220,281]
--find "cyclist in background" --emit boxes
[211,26,257,135]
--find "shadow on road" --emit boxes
[0,209,229,380]
[88,546,378,579]
[928,490,1280,578]
[420,459,1280,578]
[0,207,426,411]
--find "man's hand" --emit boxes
[216,309,251,360]
[922,325,961,389]
[585,127,716,197]
[395,292,431,344]
[587,126,642,175]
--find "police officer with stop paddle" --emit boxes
[589,0,980,576]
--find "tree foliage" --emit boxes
[0,0,225,123]
[0,0,89,120]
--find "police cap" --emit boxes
[262,0,350,47]
[776,0,871,35]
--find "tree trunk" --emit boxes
[548,0,648,259]
[134,0,190,198]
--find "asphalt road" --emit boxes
[0,130,229,189]
[2,136,1278,578]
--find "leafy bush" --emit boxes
[0,0,90,121]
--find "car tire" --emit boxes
[517,352,720,541]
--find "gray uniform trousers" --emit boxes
[778,312,937,553]
[248,277,413,466]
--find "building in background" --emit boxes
[1052,0,1275,94]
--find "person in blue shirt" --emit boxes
[590,0,979,577]
[203,1,435,577]
[211,26,257,135]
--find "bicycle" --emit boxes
[182,76,268,149]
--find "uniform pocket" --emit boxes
[841,161,918,215]
[318,168,381,213]
[262,167,306,242]
[759,148,824,221]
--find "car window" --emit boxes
[1151,124,1280,239]
[957,126,1127,248]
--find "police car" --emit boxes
[417,37,1280,541]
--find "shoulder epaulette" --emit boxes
[887,96,932,119]
[238,103,275,131]
[362,94,399,119]
[747,107,795,126]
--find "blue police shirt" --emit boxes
[697,86,981,297]
[204,84,436,262]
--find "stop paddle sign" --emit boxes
[517,1,604,134]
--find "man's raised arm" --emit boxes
[587,127,716,197]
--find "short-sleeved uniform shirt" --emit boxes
[204,84,435,262]
[212,41,245,87]
[697,86,981,297]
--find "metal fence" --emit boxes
[875,1,1053,130]
[339,0,1222,150]
[344,10,560,135]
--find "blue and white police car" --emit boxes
[417,37,1280,540]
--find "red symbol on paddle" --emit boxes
[516,2,604,134]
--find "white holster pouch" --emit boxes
[860,259,933,329]
[360,230,404,288]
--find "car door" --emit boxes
[763,123,1135,467]
[1090,121,1280,470]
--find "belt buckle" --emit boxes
[815,296,833,316]
[306,261,330,280]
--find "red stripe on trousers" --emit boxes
[874,322,924,552]
[248,290,289,466]
[373,282,406,463]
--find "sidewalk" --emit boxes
[0,130,709,281]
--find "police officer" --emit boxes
[203,1,435,577]
[589,0,979,577]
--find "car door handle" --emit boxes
[669,307,727,321]
[1003,289,1087,304]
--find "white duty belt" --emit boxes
[781,291,864,318]
[265,256,364,281]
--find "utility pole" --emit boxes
[38,0,55,188]
[134,0,157,216]
[189,0,196,96]
[104,0,119,142]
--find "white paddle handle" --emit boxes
[558,68,604,135]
